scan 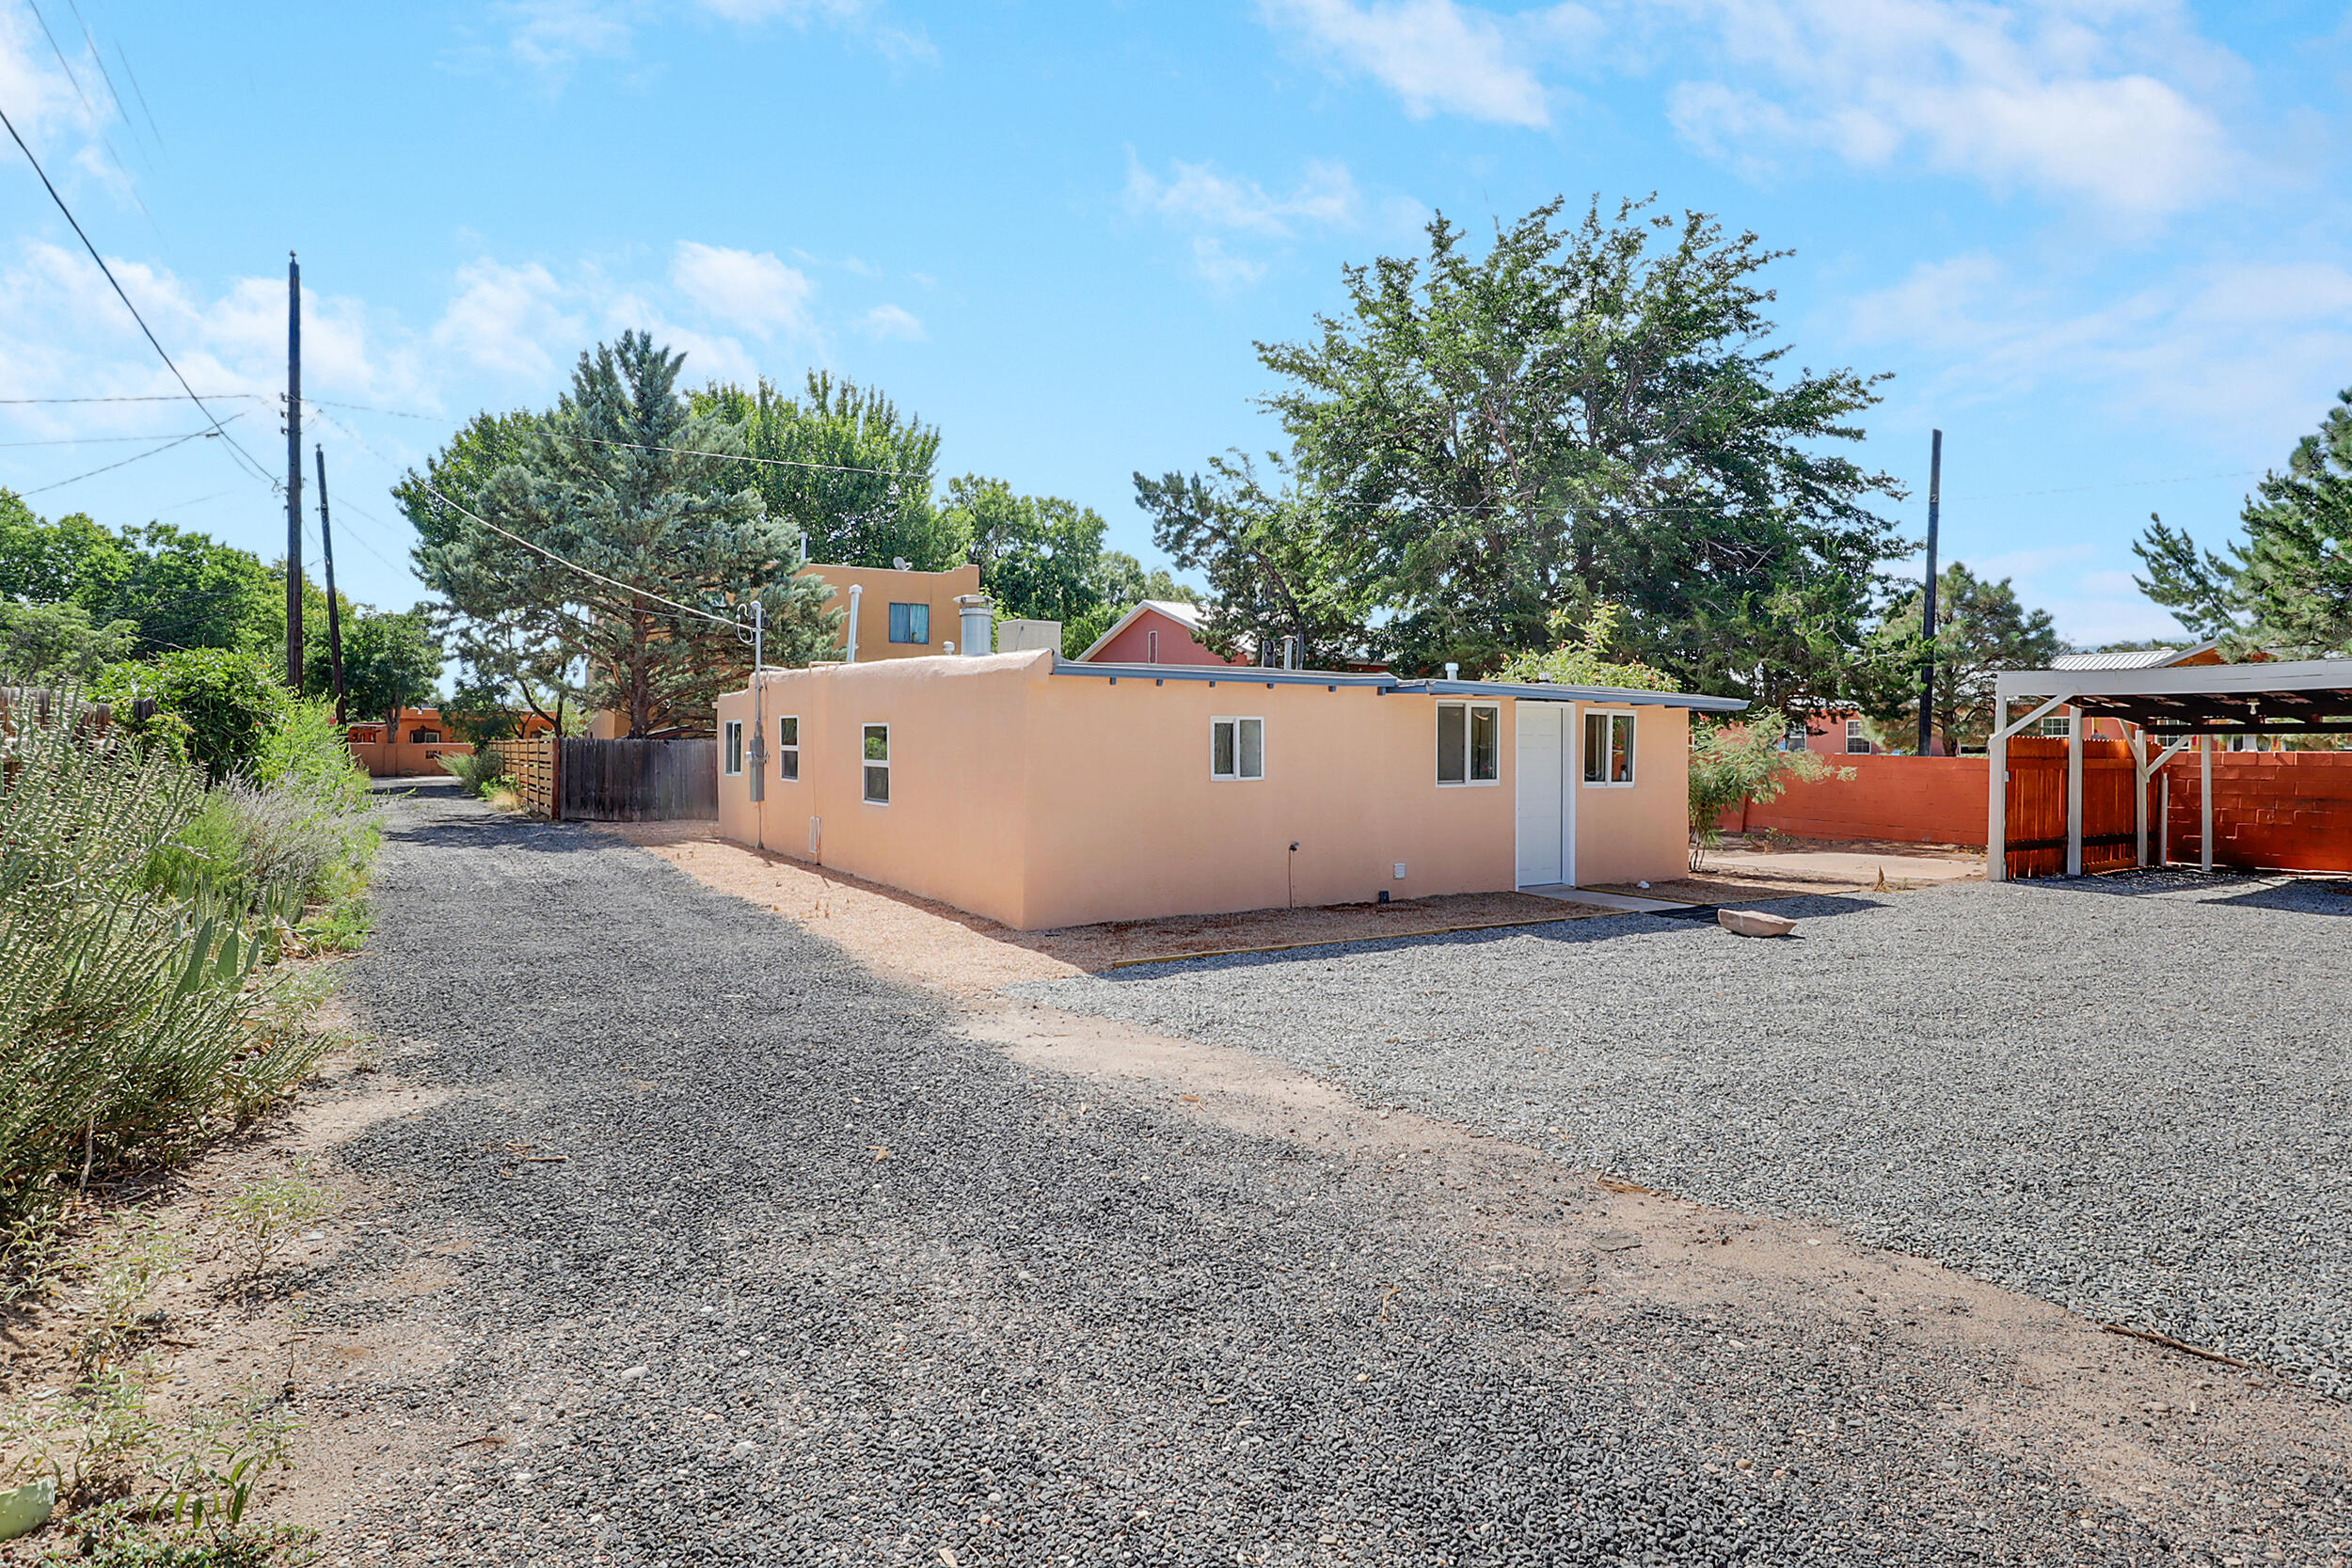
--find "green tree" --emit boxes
[1063,549,1199,656]
[691,372,957,571]
[1494,601,1677,690]
[1687,718,1847,868]
[0,493,129,605]
[103,523,276,656]
[1237,196,1901,703]
[1133,455,1372,667]
[1851,562,2060,752]
[2136,389,2352,654]
[334,608,444,736]
[938,473,1147,654]
[407,334,835,737]
[0,598,138,683]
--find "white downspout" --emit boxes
[845,584,863,664]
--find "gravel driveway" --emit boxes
[315,793,2341,1564]
[1022,876,2352,1396]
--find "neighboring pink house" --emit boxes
[713,646,1744,930]
[1074,599,1241,667]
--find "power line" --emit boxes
[1948,470,2265,503]
[0,429,230,447]
[0,101,278,493]
[17,426,223,495]
[0,392,266,405]
[575,435,918,480]
[417,482,735,626]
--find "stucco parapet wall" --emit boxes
[750,647,1056,690]
[1051,657,1748,711]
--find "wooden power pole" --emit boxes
[315,444,346,722]
[284,253,304,691]
[1917,428,1942,756]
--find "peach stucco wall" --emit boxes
[795,562,983,662]
[716,652,1694,929]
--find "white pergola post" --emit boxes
[2131,727,2149,866]
[2159,773,2170,865]
[1987,696,2008,883]
[2200,734,2215,873]
[2064,704,2085,877]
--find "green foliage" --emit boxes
[1232,196,1900,695]
[1494,602,1678,690]
[1850,562,2061,752]
[0,499,277,660]
[91,651,290,783]
[31,1513,310,1568]
[1687,719,1849,867]
[437,748,509,798]
[939,474,1155,656]
[407,334,820,737]
[1134,455,1373,667]
[0,600,139,685]
[2136,388,2352,654]
[691,372,954,570]
[0,693,347,1229]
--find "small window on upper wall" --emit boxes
[2040,713,2074,738]
[723,720,745,776]
[888,602,930,644]
[1845,718,1873,755]
[1581,711,1635,785]
[1211,717,1264,781]
[777,715,800,782]
[1436,702,1500,785]
[1146,628,1160,663]
[862,723,890,802]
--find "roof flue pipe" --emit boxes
[957,594,993,657]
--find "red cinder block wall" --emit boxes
[1725,750,2352,869]
[1728,755,1990,846]
[2163,752,2352,873]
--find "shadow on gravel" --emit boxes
[1096,893,1892,981]
[2014,868,2352,917]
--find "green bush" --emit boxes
[91,652,289,783]
[437,748,509,797]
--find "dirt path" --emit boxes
[151,796,2351,1563]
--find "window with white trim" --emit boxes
[777,715,800,782]
[1845,718,1872,754]
[862,723,890,802]
[1581,711,1635,785]
[1436,702,1501,785]
[2040,713,2074,737]
[1146,628,1160,662]
[723,720,745,776]
[1210,717,1264,781]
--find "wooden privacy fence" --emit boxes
[485,736,716,821]
[2002,736,2137,879]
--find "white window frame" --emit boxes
[1581,709,1637,787]
[1210,716,1265,782]
[723,720,745,776]
[861,722,890,803]
[777,715,800,782]
[1146,627,1160,663]
[1435,701,1502,787]
[2040,713,2074,738]
[1845,718,1872,755]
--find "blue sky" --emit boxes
[3,0,2349,647]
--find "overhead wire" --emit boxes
[0,101,278,492]
[17,423,231,495]
[415,482,736,627]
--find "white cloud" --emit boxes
[1664,0,2238,217]
[1190,238,1268,291]
[429,259,587,380]
[857,304,924,341]
[1848,251,2352,445]
[1124,156,1361,237]
[498,0,634,79]
[670,242,816,339]
[1260,0,1595,128]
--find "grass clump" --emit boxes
[435,747,509,799]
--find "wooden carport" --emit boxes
[1989,658,2352,881]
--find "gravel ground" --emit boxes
[1021,875,2352,1397]
[310,792,2338,1564]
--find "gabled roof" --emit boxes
[1073,598,1209,661]
[2050,641,2218,672]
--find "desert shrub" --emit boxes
[437,748,508,797]
[0,693,321,1229]
[1688,719,1851,870]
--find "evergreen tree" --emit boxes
[1850,562,2059,752]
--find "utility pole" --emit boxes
[315,444,346,723]
[1917,428,1942,756]
[284,253,304,691]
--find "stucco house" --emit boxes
[713,634,1743,931]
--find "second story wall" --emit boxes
[796,562,983,663]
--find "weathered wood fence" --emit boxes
[486,736,716,822]
[2002,736,2137,879]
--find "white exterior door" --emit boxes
[1515,703,1566,886]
